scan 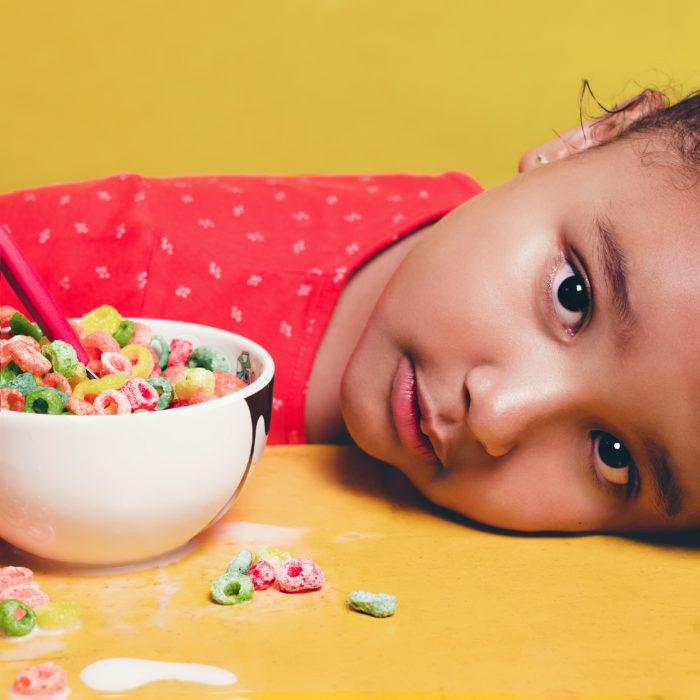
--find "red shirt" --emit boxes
[0,172,483,443]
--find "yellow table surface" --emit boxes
[1,445,698,700]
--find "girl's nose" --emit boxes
[464,363,577,457]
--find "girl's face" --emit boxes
[340,138,700,532]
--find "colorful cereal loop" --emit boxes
[347,590,397,618]
[226,549,253,575]
[121,343,155,378]
[93,389,132,415]
[41,340,78,378]
[0,599,36,636]
[81,305,121,335]
[100,351,132,376]
[72,375,128,400]
[0,387,25,411]
[210,572,254,605]
[174,367,215,400]
[276,558,325,593]
[120,378,159,411]
[11,662,68,697]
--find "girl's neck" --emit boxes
[304,224,433,443]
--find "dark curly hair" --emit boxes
[581,80,700,174]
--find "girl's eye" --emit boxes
[552,260,590,330]
[592,431,634,487]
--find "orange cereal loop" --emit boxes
[8,335,40,351]
[0,388,24,411]
[83,331,119,361]
[213,371,247,397]
[40,372,71,394]
[0,306,18,327]
[187,390,214,405]
[65,396,96,415]
[163,365,186,385]
[131,322,152,346]
[9,343,52,376]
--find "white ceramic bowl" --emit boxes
[0,319,274,566]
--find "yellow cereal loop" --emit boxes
[174,367,215,400]
[121,344,154,378]
[81,305,122,335]
[72,375,128,399]
[68,363,87,389]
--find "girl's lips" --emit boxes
[391,356,440,467]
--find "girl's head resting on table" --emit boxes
[340,88,700,534]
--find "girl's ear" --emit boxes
[518,89,668,172]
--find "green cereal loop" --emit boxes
[0,361,22,386]
[0,599,36,636]
[35,600,81,629]
[348,590,397,618]
[9,312,43,342]
[23,387,66,414]
[187,346,232,372]
[41,340,78,378]
[149,334,170,370]
[146,377,173,410]
[226,548,253,575]
[210,572,254,605]
[113,319,135,347]
[7,372,38,396]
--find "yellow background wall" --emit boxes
[1,0,698,192]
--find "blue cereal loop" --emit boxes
[226,548,253,575]
[348,590,397,618]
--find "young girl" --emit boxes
[1,89,698,535]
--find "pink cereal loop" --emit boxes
[120,377,159,411]
[131,322,152,346]
[66,396,97,415]
[100,351,132,376]
[93,389,132,415]
[0,306,18,327]
[40,372,71,393]
[0,388,25,411]
[9,342,52,375]
[0,566,34,589]
[167,338,193,367]
[12,662,67,697]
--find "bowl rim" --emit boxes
[3,317,275,420]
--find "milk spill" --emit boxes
[200,520,309,546]
[80,658,237,692]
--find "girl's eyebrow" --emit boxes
[592,215,637,350]
[592,216,684,518]
[642,436,684,518]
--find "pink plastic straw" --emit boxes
[0,223,90,365]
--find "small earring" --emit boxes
[535,153,549,165]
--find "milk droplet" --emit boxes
[80,658,237,692]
